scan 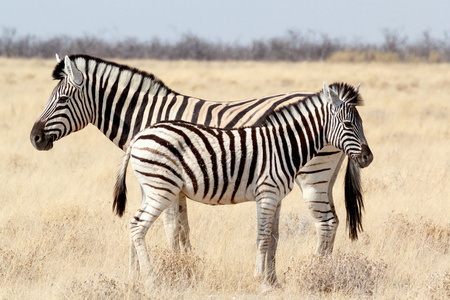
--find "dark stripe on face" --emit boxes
[45,120,64,137]
[70,98,84,128]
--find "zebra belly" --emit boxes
[181,175,257,205]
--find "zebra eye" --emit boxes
[343,120,352,128]
[58,96,70,104]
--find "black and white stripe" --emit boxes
[31,54,367,257]
[113,82,373,286]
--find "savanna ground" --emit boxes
[0,58,449,299]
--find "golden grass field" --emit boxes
[0,58,449,299]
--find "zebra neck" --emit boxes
[267,96,328,173]
[82,59,180,150]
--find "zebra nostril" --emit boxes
[34,135,41,143]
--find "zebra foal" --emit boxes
[113,82,373,286]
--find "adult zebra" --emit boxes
[113,82,373,286]
[30,54,364,258]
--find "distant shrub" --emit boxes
[1,27,450,62]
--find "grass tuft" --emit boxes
[150,247,206,289]
[284,253,387,296]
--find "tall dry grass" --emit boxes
[0,58,449,299]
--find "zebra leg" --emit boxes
[254,198,278,286]
[296,146,345,255]
[177,195,192,252]
[129,184,147,279]
[161,197,181,251]
[161,195,192,252]
[129,234,139,280]
[265,202,281,287]
[130,192,174,278]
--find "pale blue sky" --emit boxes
[1,0,448,44]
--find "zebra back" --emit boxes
[51,54,312,150]
[117,82,370,214]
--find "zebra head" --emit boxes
[30,55,88,151]
[323,82,373,168]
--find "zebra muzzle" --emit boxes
[30,120,54,151]
[355,144,373,168]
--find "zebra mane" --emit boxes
[329,82,363,106]
[52,54,178,96]
[266,82,362,119]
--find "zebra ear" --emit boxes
[323,82,342,108]
[64,55,83,86]
[55,53,61,63]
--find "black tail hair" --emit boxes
[113,148,131,217]
[344,158,364,240]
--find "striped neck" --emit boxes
[70,55,181,149]
[264,93,329,172]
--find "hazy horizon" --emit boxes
[1,0,448,45]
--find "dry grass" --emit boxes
[283,253,387,296]
[0,58,449,299]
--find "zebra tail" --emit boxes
[344,158,364,240]
[113,146,131,217]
